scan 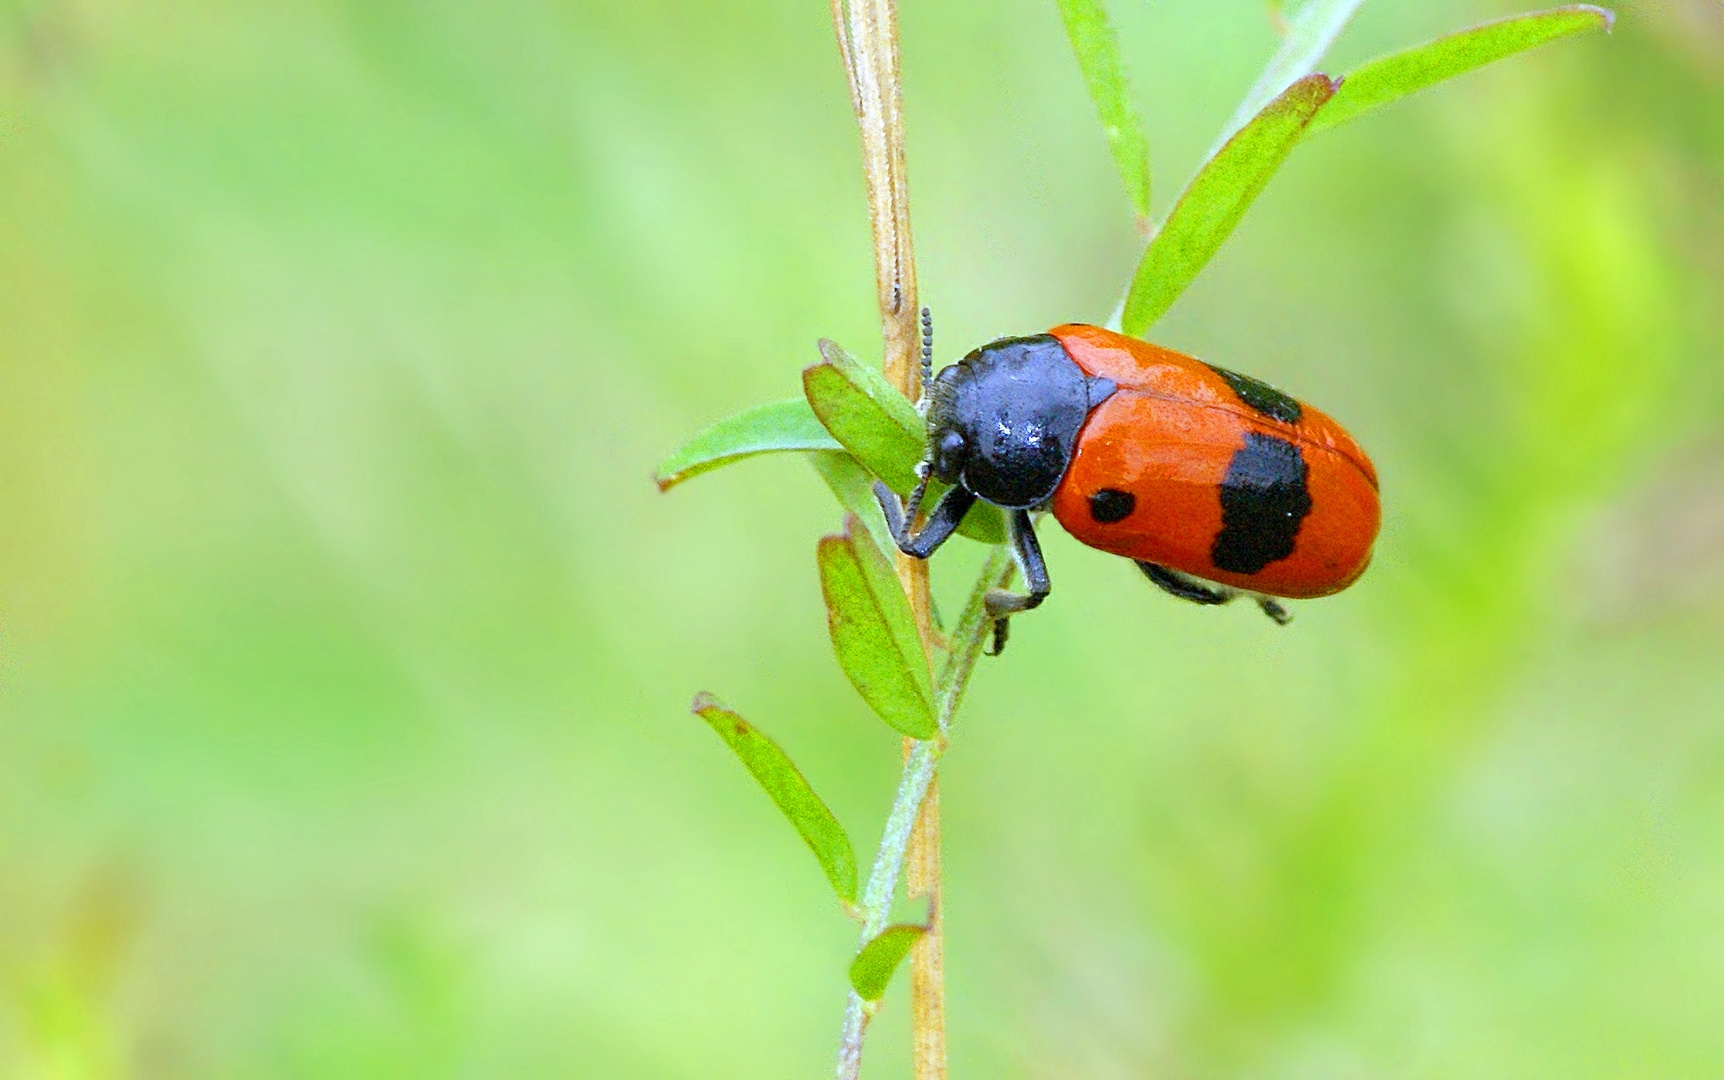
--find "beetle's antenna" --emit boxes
[900,465,931,537]
[916,307,933,411]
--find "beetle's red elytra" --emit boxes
[874,320,1380,652]
[1048,324,1378,599]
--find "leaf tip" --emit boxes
[820,513,874,556]
[848,923,929,1001]
[1302,71,1341,102]
[815,338,847,367]
[816,530,848,558]
[1587,5,1617,32]
[692,692,751,737]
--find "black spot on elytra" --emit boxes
[1211,433,1312,575]
[1205,364,1302,424]
[1089,489,1136,524]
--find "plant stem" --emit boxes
[906,770,944,1076]
[833,550,1014,1080]
[836,737,942,1080]
[829,0,947,1077]
[830,0,921,386]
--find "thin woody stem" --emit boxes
[906,771,945,1073]
[833,550,1014,1080]
[832,0,921,383]
[835,738,942,1080]
[829,0,949,1077]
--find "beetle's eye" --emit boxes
[925,429,968,484]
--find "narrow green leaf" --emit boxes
[803,339,1005,544]
[803,340,923,491]
[1217,0,1363,153]
[691,693,859,903]
[1307,6,1616,137]
[1056,0,1152,220]
[818,515,937,739]
[810,451,898,560]
[849,924,927,1001]
[654,399,840,491]
[1122,74,1336,337]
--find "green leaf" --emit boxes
[1122,74,1336,337]
[1307,6,1616,137]
[803,340,923,491]
[848,923,927,1001]
[654,399,840,491]
[803,339,1005,544]
[1217,0,1363,153]
[1056,0,1151,220]
[817,515,937,740]
[691,693,859,903]
[810,451,898,559]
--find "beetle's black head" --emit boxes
[924,334,1115,509]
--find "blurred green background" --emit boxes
[2,0,1722,1076]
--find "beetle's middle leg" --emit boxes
[984,509,1050,655]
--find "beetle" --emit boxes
[875,316,1380,653]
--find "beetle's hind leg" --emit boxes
[984,510,1050,655]
[1256,597,1291,625]
[1135,561,1292,625]
[1137,561,1229,606]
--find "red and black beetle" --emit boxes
[875,318,1380,651]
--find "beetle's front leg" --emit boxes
[873,478,976,560]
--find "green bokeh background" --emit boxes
[3,0,1722,1076]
